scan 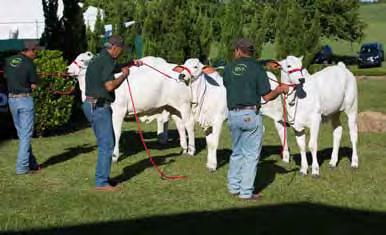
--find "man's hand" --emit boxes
[276,84,289,94]
[121,66,129,77]
[132,60,143,67]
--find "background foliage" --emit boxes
[83,0,364,66]
[33,50,75,136]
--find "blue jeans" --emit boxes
[8,96,38,174]
[227,110,264,198]
[82,101,115,187]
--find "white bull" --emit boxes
[177,59,291,170]
[68,53,196,162]
[278,55,358,176]
[177,59,228,171]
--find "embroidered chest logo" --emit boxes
[232,64,247,76]
[10,58,22,68]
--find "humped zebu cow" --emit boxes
[67,52,196,163]
[276,55,358,176]
[158,62,291,169]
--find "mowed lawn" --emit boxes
[1,79,386,235]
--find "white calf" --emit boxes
[278,56,358,176]
[68,53,195,162]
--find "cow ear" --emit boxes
[202,66,216,74]
[173,65,185,73]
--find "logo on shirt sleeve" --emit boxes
[10,58,22,68]
[232,64,247,76]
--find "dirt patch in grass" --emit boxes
[358,111,386,133]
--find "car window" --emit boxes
[360,46,377,54]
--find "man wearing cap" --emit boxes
[83,35,141,191]
[223,38,289,200]
[4,41,41,175]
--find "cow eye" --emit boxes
[287,65,291,68]
[194,66,198,69]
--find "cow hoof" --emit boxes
[299,171,307,176]
[329,164,337,169]
[311,174,320,178]
[351,164,359,170]
[207,167,216,172]
[282,152,290,163]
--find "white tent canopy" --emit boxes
[0,0,102,40]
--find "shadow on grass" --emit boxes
[118,129,207,162]
[110,153,179,183]
[216,145,297,193]
[254,159,298,192]
[292,147,353,168]
[216,145,286,170]
[40,144,96,168]
[2,203,385,235]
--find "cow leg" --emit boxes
[205,118,224,171]
[295,129,308,175]
[274,121,290,163]
[157,111,169,145]
[346,111,359,168]
[185,115,196,156]
[309,115,322,176]
[329,113,342,168]
[171,115,188,154]
[180,105,195,156]
[111,105,126,163]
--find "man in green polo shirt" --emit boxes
[83,35,142,191]
[223,38,289,200]
[4,41,41,175]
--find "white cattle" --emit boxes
[159,63,291,170]
[111,56,196,162]
[177,58,228,171]
[68,53,196,162]
[278,55,358,176]
[67,51,94,102]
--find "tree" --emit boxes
[40,0,61,50]
[60,0,88,62]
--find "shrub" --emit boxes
[33,50,75,136]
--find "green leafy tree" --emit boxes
[40,0,61,50]
[60,0,88,61]
[33,50,75,136]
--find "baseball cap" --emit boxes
[232,38,256,52]
[107,35,126,48]
[23,41,42,51]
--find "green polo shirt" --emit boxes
[4,53,38,94]
[85,49,116,102]
[223,57,271,110]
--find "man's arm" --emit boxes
[262,85,289,102]
[104,60,143,92]
[30,63,38,91]
[104,66,129,92]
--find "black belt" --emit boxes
[230,105,260,112]
[85,96,110,107]
[8,93,31,98]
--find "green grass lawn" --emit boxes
[0,80,386,235]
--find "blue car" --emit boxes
[358,42,384,68]
[313,45,333,64]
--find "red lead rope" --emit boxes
[125,77,186,180]
[268,78,297,158]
